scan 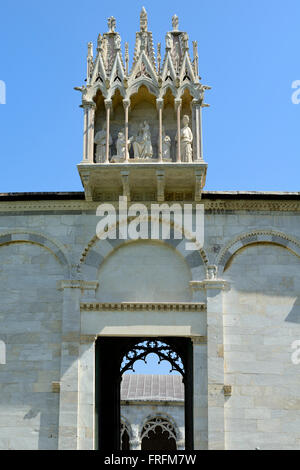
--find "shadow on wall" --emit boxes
[222,242,300,325]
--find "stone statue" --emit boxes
[94,123,112,163]
[172,14,179,31]
[160,127,171,160]
[116,131,131,159]
[177,115,193,162]
[163,135,171,160]
[114,34,121,50]
[140,7,148,32]
[206,265,218,280]
[108,16,116,33]
[166,32,172,49]
[131,121,153,159]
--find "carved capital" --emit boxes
[223,385,232,397]
[174,98,182,110]
[156,98,164,111]
[192,98,202,108]
[104,99,113,110]
[82,100,96,110]
[123,99,130,110]
[191,335,207,345]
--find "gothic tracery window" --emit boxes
[141,416,177,450]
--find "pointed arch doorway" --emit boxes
[95,336,194,450]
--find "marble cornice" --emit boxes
[0,197,300,213]
[80,302,206,312]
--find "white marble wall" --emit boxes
[0,206,299,449]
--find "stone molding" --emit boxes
[1,197,300,213]
[80,334,97,344]
[80,302,206,312]
[52,382,60,393]
[121,399,184,406]
[190,280,230,291]
[217,229,300,273]
[58,280,99,290]
[191,335,207,344]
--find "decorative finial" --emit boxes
[125,42,129,75]
[140,6,148,32]
[108,16,116,33]
[87,42,93,59]
[172,14,179,31]
[182,32,189,50]
[193,41,199,77]
[87,42,93,84]
[97,34,102,52]
[157,43,161,74]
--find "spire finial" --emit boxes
[140,6,148,32]
[125,42,129,75]
[172,14,179,31]
[107,16,116,33]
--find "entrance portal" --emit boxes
[95,337,194,450]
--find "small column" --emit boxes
[156,98,164,162]
[82,107,88,162]
[192,99,203,161]
[175,99,182,162]
[197,270,230,450]
[104,99,112,163]
[83,102,96,163]
[123,99,130,162]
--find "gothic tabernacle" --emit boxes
[76,8,209,202]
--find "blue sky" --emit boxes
[0,0,299,193]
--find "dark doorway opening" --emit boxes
[95,337,194,450]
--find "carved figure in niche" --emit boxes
[116,131,131,159]
[131,121,153,159]
[166,32,172,49]
[160,126,171,160]
[114,34,121,50]
[94,123,112,163]
[206,265,218,280]
[176,115,193,162]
